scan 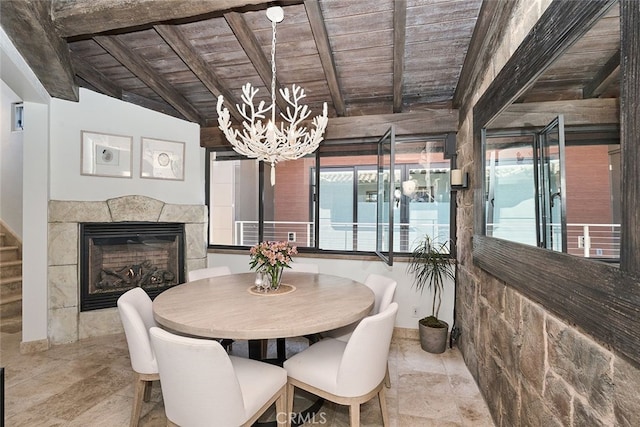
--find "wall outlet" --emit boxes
[287,232,296,242]
[411,306,419,318]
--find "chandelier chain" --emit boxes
[270,19,277,123]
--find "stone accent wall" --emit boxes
[455,0,640,425]
[47,195,208,344]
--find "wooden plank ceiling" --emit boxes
[0,0,622,144]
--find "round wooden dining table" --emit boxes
[152,271,375,360]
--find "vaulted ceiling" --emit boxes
[0,0,622,145]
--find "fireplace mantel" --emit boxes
[48,195,207,344]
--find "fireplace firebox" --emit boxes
[80,222,185,311]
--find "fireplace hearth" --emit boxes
[80,222,185,311]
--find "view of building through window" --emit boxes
[208,137,452,254]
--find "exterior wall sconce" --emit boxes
[450,169,468,190]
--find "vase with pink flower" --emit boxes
[249,241,297,291]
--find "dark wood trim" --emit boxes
[1,0,78,101]
[392,0,407,113]
[473,236,640,367]
[620,0,640,272]
[201,109,458,147]
[94,35,203,124]
[583,49,620,98]
[470,0,640,368]
[154,24,244,123]
[304,0,345,116]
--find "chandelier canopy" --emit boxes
[216,6,329,185]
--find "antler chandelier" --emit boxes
[216,6,328,185]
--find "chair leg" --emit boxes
[143,380,153,401]
[275,388,287,427]
[286,383,296,427]
[378,387,389,426]
[384,363,391,388]
[130,375,146,427]
[349,403,361,426]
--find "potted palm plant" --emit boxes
[407,235,455,353]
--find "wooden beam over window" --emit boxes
[201,109,458,148]
[392,0,406,113]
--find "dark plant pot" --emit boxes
[419,319,449,354]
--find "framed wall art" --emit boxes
[81,131,133,178]
[141,137,185,181]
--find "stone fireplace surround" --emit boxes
[48,195,207,345]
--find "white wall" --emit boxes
[208,253,456,330]
[0,80,23,237]
[50,88,203,204]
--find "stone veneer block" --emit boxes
[48,223,78,266]
[20,339,50,354]
[79,308,123,339]
[520,382,563,427]
[160,204,207,223]
[49,306,79,344]
[613,356,640,426]
[185,223,207,259]
[186,257,207,273]
[519,301,545,392]
[543,371,572,425]
[48,265,78,309]
[546,316,614,416]
[107,195,164,222]
[49,200,111,223]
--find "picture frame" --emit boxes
[141,137,185,181]
[81,131,133,178]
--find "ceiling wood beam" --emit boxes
[224,11,289,114]
[489,98,619,129]
[304,0,345,117]
[201,109,458,147]
[392,0,407,113]
[583,49,620,99]
[71,54,122,99]
[52,0,302,38]
[154,24,244,122]
[94,35,203,124]
[0,0,78,101]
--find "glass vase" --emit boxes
[265,266,283,290]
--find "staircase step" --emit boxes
[0,293,22,319]
[0,314,22,334]
[0,260,22,279]
[0,276,22,298]
[0,246,20,262]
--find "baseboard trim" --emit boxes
[393,327,419,341]
[20,338,49,354]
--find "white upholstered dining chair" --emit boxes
[149,327,287,427]
[283,302,399,427]
[322,274,397,387]
[323,273,397,341]
[117,287,159,427]
[187,265,232,282]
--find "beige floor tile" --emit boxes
[1,330,494,427]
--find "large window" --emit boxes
[207,135,453,255]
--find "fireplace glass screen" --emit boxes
[80,222,185,311]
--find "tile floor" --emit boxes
[1,328,495,426]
